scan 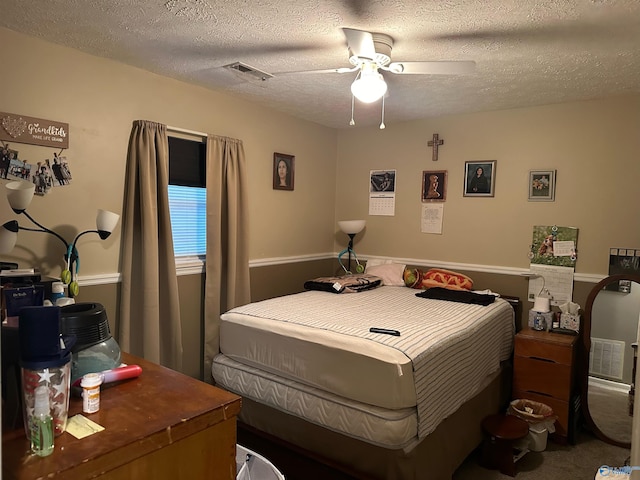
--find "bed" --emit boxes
[212,283,515,479]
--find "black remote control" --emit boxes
[369,327,401,336]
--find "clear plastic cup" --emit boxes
[21,357,71,437]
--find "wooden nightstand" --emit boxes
[512,328,579,444]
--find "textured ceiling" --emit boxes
[3,0,640,129]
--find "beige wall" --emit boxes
[0,26,337,379]
[3,26,640,379]
[0,27,338,277]
[335,97,640,277]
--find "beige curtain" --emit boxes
[204,134,250,382]
[118,120,183,371]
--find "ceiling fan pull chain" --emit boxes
[379,95,386,130]
[349,94,356,126]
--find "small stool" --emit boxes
[480,414,529,477]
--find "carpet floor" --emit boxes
[238,425,631,480]
[453,430,630,480]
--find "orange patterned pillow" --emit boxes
[404,268,473,291]
[422,268,473,291]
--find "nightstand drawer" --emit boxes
[513,356,572,400]
[515,335,573,365]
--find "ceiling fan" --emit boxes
[276,28,476,127]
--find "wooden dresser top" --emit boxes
[2,352,241,479]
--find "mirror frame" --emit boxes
[581,273,640,449]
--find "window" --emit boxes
[167,184,206,256]
[168,136,206,258]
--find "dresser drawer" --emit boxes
[515,335,573,365]
[513,356,573,400]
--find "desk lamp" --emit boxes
[522,272,552,307]
[522,272,553,330]
[0,181,119,296]
[337,220,366,274]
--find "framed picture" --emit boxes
[370,170,396,192]
[463,161,496,197]
[273,152,294,191]
[421,170,447,202]
[528,170,556,201]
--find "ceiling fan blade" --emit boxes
[429,18,640,44]
[273,66,357,76]
[388,61,476,75]
[156,38,325,60]
[342,0,370,19]
[342,28,376,61]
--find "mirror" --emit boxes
[582,273,640,448]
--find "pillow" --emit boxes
[404,267,473,291]
[422,268,473,291]
[304,274,382,294]
[364,262,406,286]
[364,258,392,268]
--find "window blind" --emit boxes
[168,184,206,257]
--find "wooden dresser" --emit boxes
[2,352,242,479]
[512,328,578,444]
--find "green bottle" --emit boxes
[30,386,54,457]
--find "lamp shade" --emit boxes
[338,220,366,235]
[6,181,35,212]
[96,209,120,239]
[533,296,551,313]
[0,221,19,254]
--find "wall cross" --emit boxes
[427,133,444,161]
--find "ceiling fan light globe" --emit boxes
[351,73,387,103]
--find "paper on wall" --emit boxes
[421,203,443,234]
[527,264,574,306]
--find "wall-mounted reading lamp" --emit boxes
[0,181,120,296]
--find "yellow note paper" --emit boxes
[66,414,105,439]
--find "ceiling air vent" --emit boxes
[223,62,273,81]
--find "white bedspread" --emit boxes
[221,286,514,439]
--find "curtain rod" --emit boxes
[167,125,207,137]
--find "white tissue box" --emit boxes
[560,313,580,332]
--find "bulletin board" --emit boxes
[530,225,578,267]
[527,225,579,305]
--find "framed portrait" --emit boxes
[273,152,294,191]
[421,170,447,202]
[463,160,496,197]
[528,170,556,201]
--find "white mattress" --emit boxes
[213,353,503,451]
[213,353,419,450]
[220,305,415,409]
[218,286,514,439]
